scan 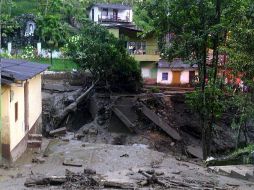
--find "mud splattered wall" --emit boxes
[1,85,11,160]
[28,75,42,130]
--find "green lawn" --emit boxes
[10,0,39,16]
[30,58,78,72]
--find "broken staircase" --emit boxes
[27,134,43,149]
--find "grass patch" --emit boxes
[30,58,78,72]
[11,0,39,16]
[230,144,254,158]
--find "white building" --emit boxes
[156,59,198,86]
[88,3,133,25]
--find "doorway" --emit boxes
[172,71,181,85]
[189,71,196,84]
[113,9,118,21]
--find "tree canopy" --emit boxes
[64,22,141,92]
[135,0,254,159]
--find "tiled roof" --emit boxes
[1,59,49,84]
[158,59,198,69]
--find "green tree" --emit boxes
[64,22,141,92]
[135,0,254,159]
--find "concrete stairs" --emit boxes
[209,165,254,182]
[27,134,43,149]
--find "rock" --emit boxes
[187,145,203,159]
[170,142,175,146]
[49,127,67,136]
[84,168,96,175]
[89,128,98,135]
[171,170,181,175]
[32,157,46,164]
[61,137,70,142]
[120,154,129,158]
[75,133,85,140]
[83,128,89,134]
[63,158,82,167]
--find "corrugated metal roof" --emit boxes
[94,3,131,10]
[1,59,49,83]
[158,59,198,69]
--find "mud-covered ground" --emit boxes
[1,75,253,189]
[0,135,253,189]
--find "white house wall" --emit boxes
[89,6,132,22]
[89,6,100,22]
[157,69,197,85]
[157,68,173,84]
[141,68,151,78]
[180,71,189,84]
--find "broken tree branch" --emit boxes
[53,79,99,127]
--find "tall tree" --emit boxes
[135,0,254,159]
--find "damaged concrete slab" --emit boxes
[140,103,182,141]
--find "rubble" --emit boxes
[63,158,83,167]
[139,103,182,141]
[49,127,67,136]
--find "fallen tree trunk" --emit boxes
[24,175,66,187]
[53,80,99,127]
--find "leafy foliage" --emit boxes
[64,22,141,92]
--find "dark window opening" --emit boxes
[15,102,18,122]
[162,73,168,81]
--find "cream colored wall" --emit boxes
[9,83,25,151]
[157,69,173,84]
[180,71,190,84]
[5,74,42,151]
[28,75,42,130]
[1,85,11,149]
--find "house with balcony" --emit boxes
[88,3,160,84]
[89,3,133,25]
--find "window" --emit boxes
[102,8,108,16]
[162,73,168,81]
[15,102,18,122]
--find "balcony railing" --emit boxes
[127,45,160,55]
[99,15,130,23]
[127,44,160,62]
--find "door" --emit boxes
[113,9,118,21]
[189,71,195,85]
[92,9,94,21]
[24,81,29,132]
[172,71,181,85]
